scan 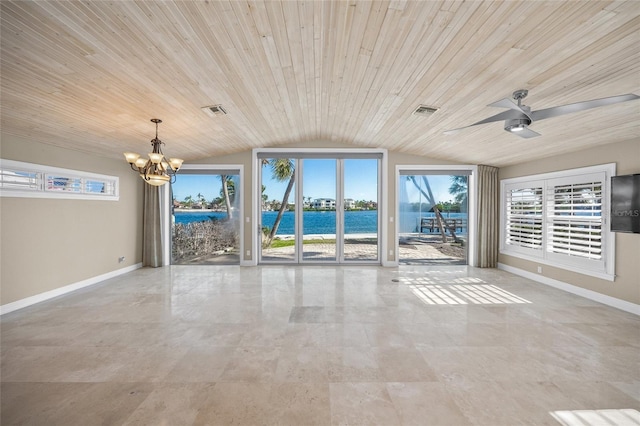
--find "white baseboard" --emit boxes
[0,263,143,315]
[498,263,639,316]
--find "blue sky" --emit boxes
[401,175,460,205]
[172,174,225,202]
[172,160,460,204]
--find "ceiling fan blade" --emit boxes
[531,93,640,121]
[512,127,541,139]
[444,110,524,134]
[488,98,532,120]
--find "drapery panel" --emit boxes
[142,184,163,267]
[477,165,499,268]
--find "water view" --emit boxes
[175,210,468,236]
[174,210,379,235]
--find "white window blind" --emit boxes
[0,167,41,191]
[500,164,615,281]
[546,173,604,262]
[505,185,543,251]
[0,159,119,200]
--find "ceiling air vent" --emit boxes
[201,104,227,117]
[413,105,438,116]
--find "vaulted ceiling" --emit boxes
[1,1,638,167]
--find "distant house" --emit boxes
[311,198,335,209]
[344,198,355,209]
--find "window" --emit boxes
[0,159,119,200]
[500,164,615,280]
[546,174,603,263]
[504,183,544,255]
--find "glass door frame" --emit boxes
[254,148,387,265]
[394,165,477,267]
[160,163,245,266]
[298,158,338,263]
[340,158,381,263]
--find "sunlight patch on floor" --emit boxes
[407,282,532,305]
[550,409,640,426]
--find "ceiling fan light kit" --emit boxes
[506,120,528,132]
[123,119,184,186]
[445,90,640,138]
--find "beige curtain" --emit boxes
[476,165,499,268]
[142,184,163,267]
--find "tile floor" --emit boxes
[1,265,639,425]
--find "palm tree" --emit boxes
[184,195,193,208]
[263,158,295,247]
[220,175,233,219]
[261,184,268,210]
[449,175,468,209]
[407,176,460,242]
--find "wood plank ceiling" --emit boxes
[1,1,638,167]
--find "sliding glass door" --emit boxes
[260,158,297,262]
[302,159,337,261]
[259,154,380,264]
[170,172,241,265]
[398,171,469,265]
[343,159,379,261]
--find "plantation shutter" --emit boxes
[504,183,544,256]
[546,172,604,262]
[500,164,614,280]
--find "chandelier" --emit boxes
[123,119,184,186]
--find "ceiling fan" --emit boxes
[444,89,639,138]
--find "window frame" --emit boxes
[502,180,545,259]
[500,163,616,281]
[0,159,119,201]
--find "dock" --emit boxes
[419,217,467,233]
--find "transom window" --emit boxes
[0,159,119,200]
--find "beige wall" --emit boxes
[499,139,640,305]
[1,136,143,306]
[197,140,463,264]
